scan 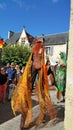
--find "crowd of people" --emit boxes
[0,63,25,103]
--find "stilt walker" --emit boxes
[11,39,57,129]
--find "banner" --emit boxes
[0,40,4,48]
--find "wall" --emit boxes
[18,29,29,45]
[64,0,73,130]
[47,44,67,62]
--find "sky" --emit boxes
[0,0,70,40]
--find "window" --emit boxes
[46,47,53,56]
[21,38,25,43]
[21,36,28,43]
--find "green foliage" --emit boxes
[1,43,31,68]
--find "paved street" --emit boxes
[0,90,65,130]
[0,97,38,124]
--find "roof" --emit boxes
[26,32,35,45]
[5,31,34,45]
[5,31,69,46]
[38,32,69,46]
[5,33,21,44]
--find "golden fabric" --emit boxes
[11,52,57,128]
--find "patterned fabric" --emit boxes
[11,50,57,128]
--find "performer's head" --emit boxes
[32,40,44,55]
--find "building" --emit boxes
[5,27,34,46]
[38,32,68,63]
[5,28,69,64]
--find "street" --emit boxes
[0,90,65,130]
[0,96,38,124]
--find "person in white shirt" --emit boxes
[8,80,16,100]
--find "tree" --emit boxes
[1,43,31,68]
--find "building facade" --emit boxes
[5,28,68,64]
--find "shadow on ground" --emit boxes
[0,94,65,129]
[0,99,38,124]
[24,104,65,130]
[18,103,64,130]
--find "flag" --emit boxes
[0,40,4,48]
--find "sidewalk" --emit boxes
[0,90,64,130]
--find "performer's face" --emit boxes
[32,42,44,55]
[38,48,43,54]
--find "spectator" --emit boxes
[46,60,55,86]
[8,80,16,100]
[5,63,10,70]
[15,64,21,83]
[6,62,17,99]
[0,67,8,103]
[21,66,25,74]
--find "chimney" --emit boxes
[8,31,14,39]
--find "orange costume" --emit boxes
[11,40,57,129]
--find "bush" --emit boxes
[1,43,31,68]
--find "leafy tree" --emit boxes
[1,43,31,68]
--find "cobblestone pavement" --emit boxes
[0,90,65,130]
